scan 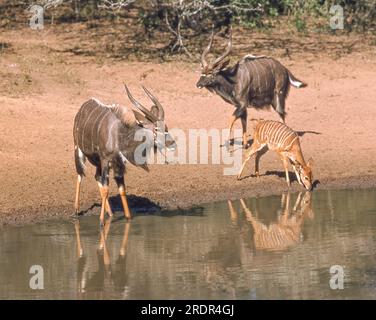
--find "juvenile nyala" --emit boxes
[237,120,314,190]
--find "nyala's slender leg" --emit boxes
[237,143,263,180]
[240,109,248,148]
[254,152,261,177]
[273,93,286,123]
[99,185,109,227]
[114,162,132,220]
[228,114,237,146]
[292,163,303,186]
[95,165,112,220]
[119,186,132,220]
[279,153,291,187]
[106,199,113,217]
[96,182,113,216]
[74,146,86,214]
[99,186,113,216]
[115,176,132,220]
[99,163,110,227]
[74,175,83,214]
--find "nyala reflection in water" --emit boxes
[229,192,314,251]
[74,218,131,298]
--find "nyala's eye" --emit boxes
[304,177,309,180]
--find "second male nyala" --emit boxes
[197,29,307,148]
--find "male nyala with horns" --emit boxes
[73,85,176,226]
[196,28,307,148]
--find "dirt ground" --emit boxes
[1,25,376,225]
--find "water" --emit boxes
[1,188,376,300]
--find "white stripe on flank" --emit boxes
[91,108,107,151]
[96,111,112,149]
[273,125,286,146]
[75,100,89,132]
[81,104,99,150]
[256,59,267,93]
[105,118,117,151]
[266,59,275,80]
[277,125,290,148]
[271,122,280,140]
[280,126,294,146]
[284,135,298,150]
[280,132,292,148]
[278,126,290,144]
[266,122,276,139]
[258,121,298,151]
[258,122,266,140]
[253,61,260,94]
[262,60,268,90]
[264,122,273,139]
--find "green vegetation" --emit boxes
[3,1,375,31]
[1,1,375,56]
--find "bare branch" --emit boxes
[93,0,263,57]
[98,0,135,13]
[28,0,64,10]
[165,11,192,58]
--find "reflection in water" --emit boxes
[74,218,131,299]
[1,188,376,299]
[229,192,314,251]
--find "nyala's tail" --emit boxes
[288,70,307,88]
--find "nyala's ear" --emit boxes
[307,157,314,168]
